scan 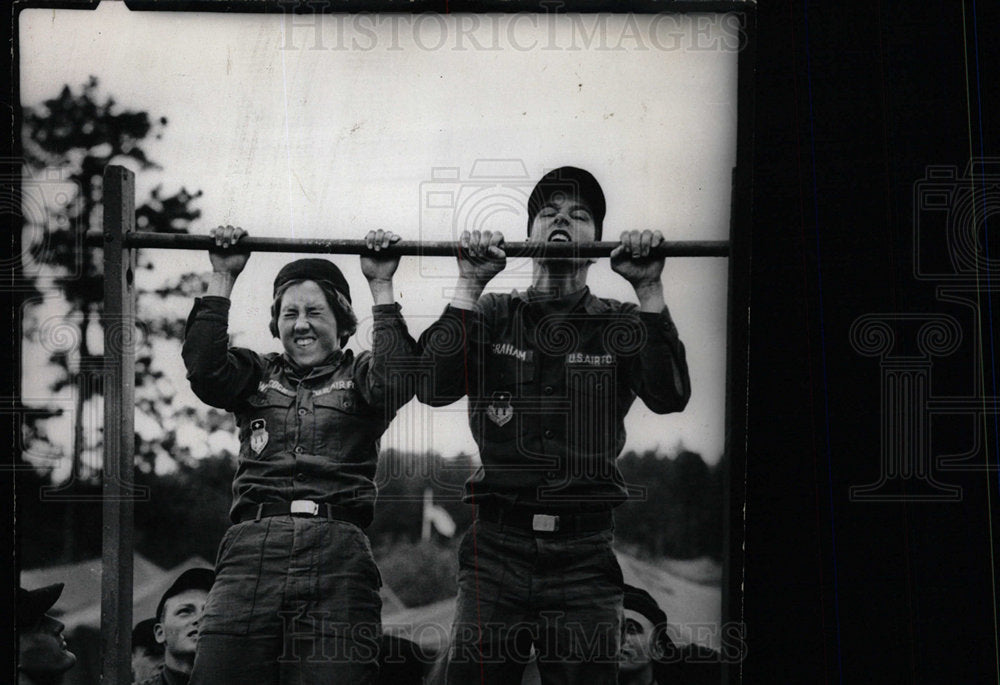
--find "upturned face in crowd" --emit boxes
[277,280,341,368]
[156,589,208,658]
[619,609,656,672]
[19,614,77,675]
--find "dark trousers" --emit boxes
[445,519,623,685]
[190,516,382,685]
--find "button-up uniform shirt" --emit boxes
[182,296,418,525]
[417,287,690,512]
[135,664,188,685]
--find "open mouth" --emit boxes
[547,230,572,243]
[294,337,316,348]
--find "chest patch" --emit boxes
[486,391,513,427]
[250,419,269,454]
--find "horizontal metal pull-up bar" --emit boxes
[87,230,729,258]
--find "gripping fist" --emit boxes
[208,225,250,277]
[610,230,665,288]
[458,230,506,288]
[361,229,402,282]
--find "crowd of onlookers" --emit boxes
[18,570,722,685]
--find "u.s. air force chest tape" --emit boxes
[250,419,269,454]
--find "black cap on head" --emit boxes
[156,568,215,622]
[132,617,163,654]
[623,584,668,628]
[526,166,607,240]
[273,258,351,304]
[17,583,64,628]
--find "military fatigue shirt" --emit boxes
[182,296,417,525]
[135,665,187,685]
[417,287,690,511]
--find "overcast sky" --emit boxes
[20,6,739,465]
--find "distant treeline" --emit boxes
[17,448,725,569]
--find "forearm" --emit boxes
[633,281,665,313]
[182,297,260,408]
[416,306,481,405]
[633,309,691,413]
[368,278,395,306]
[205,271,239,298]
[366,304,418,409]
[451,277,486,311]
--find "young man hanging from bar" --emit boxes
[417,167,692,684]
[182,226,417,684]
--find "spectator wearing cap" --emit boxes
[418,167,691,684]
[17,583,76,685]
[182,227,418,684]
[135,568,215,685]
[132,618,164,682]
[620,585,669,685]
[620,584,723,685]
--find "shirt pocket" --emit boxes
[241,391,295,458]
[311,389,369,455]
[478,356,535,444]
[566,368,618,455]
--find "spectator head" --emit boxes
[154,568,214,665]
[131,617,164,681]
[18,583,77,680]
[620,584,671,675]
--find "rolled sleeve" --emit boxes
[415,305,485,407]
[630,308,691,414]
[358,303,420,411]
[182,296,263,409]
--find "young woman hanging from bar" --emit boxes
[181,226,418,684]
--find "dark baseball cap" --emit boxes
[156,568,215,621]
[273,258,351,304]
[623,584,667,628]
[17,583,64,628]
[132,617,163,653]
[526,166,607,240]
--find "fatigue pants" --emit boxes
[445,519,623,685]
[190,516,382,685]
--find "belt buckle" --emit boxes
[532,514,559,532]
[290,500,320,516]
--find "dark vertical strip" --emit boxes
[101,165,137,685]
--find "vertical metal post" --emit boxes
[101,165,136,685]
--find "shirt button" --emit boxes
[543,386,554,395]
[294,446,303,454]
[544,429,554,439]
[297,408,307,416]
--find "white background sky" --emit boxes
[20,5,739,467]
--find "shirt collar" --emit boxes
[161,665,190,685]
[516,285,591,314]
[280,348,349,381]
